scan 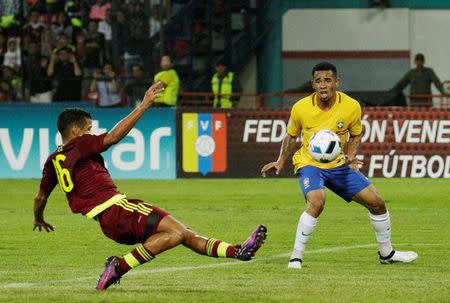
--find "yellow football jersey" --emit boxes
[287,91,362,172]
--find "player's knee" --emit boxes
[370,197,386,214]
[170,226,188,244]
[307,199,325,216]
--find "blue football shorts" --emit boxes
[296,164,371,202]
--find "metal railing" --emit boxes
[3,82,450,109]
[179,92,450,109]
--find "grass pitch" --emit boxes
[0,178,449,303]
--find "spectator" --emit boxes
[47,47,82,101]
[0,14,20,38]
[2,65,22,100]
[26,42,52,103]
[123,0,148,77]
[64,0,87,36]
[74,31,85,60]
[89,0,111,21]
[23,34,33,55]
[0,80,15,102]
[211,60,241,109]
[46,0,65,18]
[89,62,123,107]
[393,53,446,105]
[3,37,21,72]
[98,9,112,61]
[124,64,150,107]
[40,29,53,57]
[83,19,105,88]
[171,0,189,17]
[23,9,47,44]
[114,9,127,60]
[148,4,162,39]
[65,0,87,25]
[50,12,73,46]
[153,54,179,107]
[0,32,6,65]
[53,33,76,53]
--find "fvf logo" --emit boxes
[187,119,224,133]
[182,113,227,175]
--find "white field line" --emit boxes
[0,243,441,290]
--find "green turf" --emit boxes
[0,178,449,302]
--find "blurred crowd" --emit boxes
[0,0,187,106]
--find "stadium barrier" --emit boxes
[178,92,450,109]
[177,107,450,178]
[12,88,449,109]
[0,103,449,179]
[0,105,176,179]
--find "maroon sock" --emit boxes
[206,238,238,258]
[117,259,131,276]
[226,245,238,258]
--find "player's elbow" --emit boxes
[103,132,120,147]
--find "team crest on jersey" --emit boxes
[303,177,310,189]
[337,120,344,130]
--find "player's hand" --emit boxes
[33,220,55,232]
[142,81,164,107]
[261,160,285,177]
[346,156,363,171]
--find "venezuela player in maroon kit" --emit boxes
[33,81,267,290]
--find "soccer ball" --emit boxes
[308,130,342,163]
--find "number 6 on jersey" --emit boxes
[52,154,74,193]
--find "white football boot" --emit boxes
[379,250,418,264]
[287,258,303,269]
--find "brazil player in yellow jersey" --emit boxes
[261,62,417,269]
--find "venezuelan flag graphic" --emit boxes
[182,113,227,175]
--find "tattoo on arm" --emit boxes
[346,135,361,160]
[278,135,298,162]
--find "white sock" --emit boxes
[369,211,394,257]
[290,211,318,261]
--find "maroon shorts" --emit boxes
[97,198,169,245]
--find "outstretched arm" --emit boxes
[103,81,164,148]
[261,134,298,177]
[345,134,363,171]
[33,189,54,232]
[392,71,411,91]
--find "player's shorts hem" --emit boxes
[342,183,371,202]
[97,199,169,245]
[142,206,169,240]
[296,164,371,203]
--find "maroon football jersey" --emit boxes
[40,133,121,215]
